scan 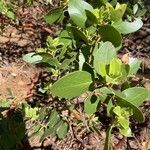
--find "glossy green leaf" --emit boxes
[51,71,92,99]
[56,122,68,139]
[99,25,122,47]
[122,87,149,107]
[84,95,100,114]
[68,0,93,27]
[45,7,64,25]
[104,126,112,150]
[113,18,143,34]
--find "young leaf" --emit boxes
[119,126,131,137]
[110,3,127,22]
[51,71,92,99]
[118,117,129,129]
[99,25,122,47]
[68,0,93,27]
[93,42,116,76]
[113,18,143,34]
[116,98,144,122]
[84,95,100,115]
[104,126,112,150]
[122,87,149,107]
[109,58,122,78]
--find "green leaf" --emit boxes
[104,126,112,150]
[36,53,60,68]
[93,42,116,76]
[116,98,144,122]
[113,106,122,117]
[44,7,64,25]
[84,95,100,115]
[122,87,149,107]
[99,25,122,47]
[128,57,141,75]
[133,4,138,14]
[47,110,60,128]
[118,117,129,129]
[56,122,68,139]
[110,3,127,21]
[85,10,98,27]
[51,71,92,99]
[40,110,60,142]
[113,18,143,34]
[67,26,88,43]
[23,52,42,64]
[6,10,15,19]
[94,42,116,65]
[23,52,60,68]
[107,99,113,116]
[68,0,93,27]
[79,51,85,70]
[119,126,132,137]
[109,58,122,78]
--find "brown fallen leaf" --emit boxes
[121,53,129,64]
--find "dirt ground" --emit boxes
[0,2,150,150]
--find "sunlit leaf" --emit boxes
[84,95,100,114]
[122,87,149,107]
[113,18,143,34]
[51,71,92,99]
[68,0,94,27]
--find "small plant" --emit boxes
[0,0,15,20]
[23,0,150,149]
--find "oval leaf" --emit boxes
[68,0,93,27]
[56,122,69,139]
[23,52,42,64]
[45,7,64,25]
[116,98,144,122]
[122,87,149,107]
[84,95,100,114]
[113,18,143,34]
[99,25,122,47]
[93,42,116,76]
[51,71,92,99]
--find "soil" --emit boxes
[0,2,149,150]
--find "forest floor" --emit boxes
[0,1,150,150]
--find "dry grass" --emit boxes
[0,62,41,105]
